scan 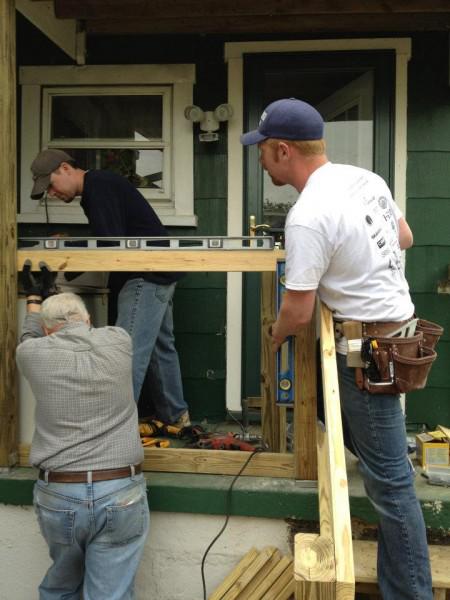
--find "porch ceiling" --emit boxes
[32,0,450,35]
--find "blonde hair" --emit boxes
[41,292,89,329]
[266,138,326,156]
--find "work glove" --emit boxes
[21,260,59,299]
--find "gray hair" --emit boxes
[41,292,90,329]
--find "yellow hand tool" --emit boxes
[141,437,170,448]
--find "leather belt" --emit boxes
[362,318,413,337]
[334,318,413,338]
[39,463,142,483]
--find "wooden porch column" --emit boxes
[0,0,18,467]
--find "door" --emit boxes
[242,50,395,401]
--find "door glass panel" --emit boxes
[262,69,374,232]
[243,50,396,406]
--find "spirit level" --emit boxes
[276,260,294,405]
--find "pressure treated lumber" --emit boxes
[0,0,18,468]
[246,556,293,600]
[221,547,279,600]
[209,547,294,600]
[260,272,281,450]
[19,444,294,478]
[235,549,282,599]
[295,304,354,599]
[209,548,260,600]
[17,249,284,273]
[294,319,317,480]
[260,269,317,479]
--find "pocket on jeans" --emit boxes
[155,283,173,304]
[98,495,146,546]
[35,502,75,545]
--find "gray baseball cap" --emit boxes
[30,149,74,199]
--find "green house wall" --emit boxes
[16,15,450,425]
[406,33,450,428]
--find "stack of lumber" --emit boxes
[209,546,294,600]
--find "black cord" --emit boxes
[226,408,246,436]
[43,194,51,236]
[200,448,263,600]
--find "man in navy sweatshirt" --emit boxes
[30,148,190,427]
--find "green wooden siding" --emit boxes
[17,24,230,421]
[406,33,450,428]
[16,19,450,426]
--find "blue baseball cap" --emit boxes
[240,98,324,146]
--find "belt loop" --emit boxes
[44,470,49,485]
[130,464,136,479]
[87,471,92,484]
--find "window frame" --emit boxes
[42,85,172,203]
[19,64,197,226]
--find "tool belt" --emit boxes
[336,318,443,395]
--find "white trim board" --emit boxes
[18,64,197,227]
[16,0,77,60]
[224,38,411,412]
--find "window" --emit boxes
[19,65,197,226]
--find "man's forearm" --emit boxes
[271,289,316,348]
[20,312,45,342]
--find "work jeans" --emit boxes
[337,354,433,600]
[116,278,187,422]
[33,474,150,600]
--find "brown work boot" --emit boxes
[172,411,191,428]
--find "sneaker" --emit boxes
[172,411,191,429]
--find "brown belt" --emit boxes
[334,318,413,338]
[39,463,142,483]
[362,318,413,337]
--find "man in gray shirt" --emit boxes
[16,275,149,600]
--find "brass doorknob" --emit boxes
[249,215,270,236]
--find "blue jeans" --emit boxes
[116,278,187,422]
[337,354,432,600]
[33,474,150,600]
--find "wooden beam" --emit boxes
[246,555,293,600]
[17,249,284,273]
[0,0,18,468]
[19,444,295,477]
[260,272,280,451]
[209,548,260,600]
[294,319,317,480]
[294,304,354,599]
[56,0,450,20]
[86,13,450,35]
[142,448,294,478]
[16,0,77,60]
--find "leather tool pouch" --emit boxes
[364,330,438,394]
[415,318,444,350]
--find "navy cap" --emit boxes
[240,98,324,146]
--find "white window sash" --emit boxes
[19,64,197,226]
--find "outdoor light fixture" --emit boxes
[184,103,233,142]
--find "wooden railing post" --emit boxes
[295,303,355,599]
[0,0,18,468]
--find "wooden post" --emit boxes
[0,0,18,467]
[294,319,317,480]
[260,271,280,450]
[295,304,354,599]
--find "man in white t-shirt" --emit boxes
[241,98,432,600]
